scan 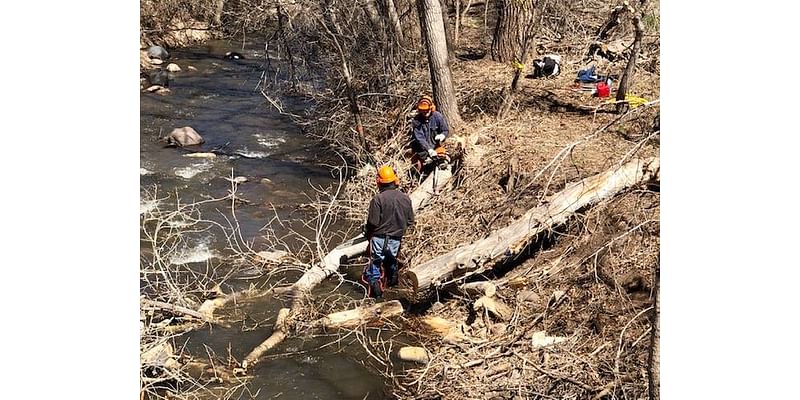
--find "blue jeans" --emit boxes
[364,236,401,284]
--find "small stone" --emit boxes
[260,178,273,184]
[517,290,541,304]
[151,58,164,65]
[166,63,181,72]
[187,65,198,71]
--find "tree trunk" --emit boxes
[596,5,626,41]
[440,0,456,58]
[394,157,660,302]
[275,0,297,87]
[380,0,405,44]
[491,0,536,63]
[615,2,646,113]
[364,0,385,33]
[454,0,461,44]
[648,257,660,400]
[417,0,463,127]
[212,0,225,27]
[496,8,536,119]
[455,0,473,45]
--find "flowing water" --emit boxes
[141,39,390,399]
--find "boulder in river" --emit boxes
[166,63,181,72]
[145,68,169,87]
[166,127,204,147]
[147,45,170,61]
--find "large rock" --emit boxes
[166,63,181,72]
[166,127,204,147]
[147,45,170,60]
[146,68,169,87]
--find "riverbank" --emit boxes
[140,1,660,398]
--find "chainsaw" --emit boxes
[423,145,450,170]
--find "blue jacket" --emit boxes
[411,111,449,151]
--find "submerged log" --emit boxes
[141,298,211,322]
[242,308,290,368]
[396,157,660,302]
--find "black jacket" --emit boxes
[366,184,415,238]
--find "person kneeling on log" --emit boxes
[361,165,415,298]
[409,95,450,174]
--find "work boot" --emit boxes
[387,272,399,286]
[369,280,383,298]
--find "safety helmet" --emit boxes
[377,165,399,185]
[417,95,434,113]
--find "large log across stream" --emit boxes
[392,157,660,303]
[242,166,453,369]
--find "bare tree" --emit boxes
[318,5,367,142]
[417,0,463,127]
[616,1,646,113]
[491,0,536,63]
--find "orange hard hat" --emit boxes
[417,96,433,113]
[377,165,399,184]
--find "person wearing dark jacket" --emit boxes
[362,165,415,298]
[410,95,449,172]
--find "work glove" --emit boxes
[434,134,445,142]
[427,148,438,158]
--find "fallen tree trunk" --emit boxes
[394,157,660,302]
[242,166,454,369]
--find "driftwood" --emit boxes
[398,346,430,364]
[141,298,211,322]
[395,157,660,302]
[242,166,454,369]
[317,300,404,330]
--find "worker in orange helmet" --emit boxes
[410,95,449,172]
[361,165,415,298]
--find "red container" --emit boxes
[595,82,610,98]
